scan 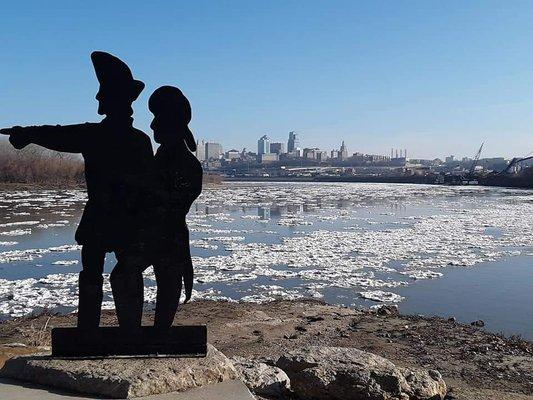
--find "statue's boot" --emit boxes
[110,272,144,329]
[77,271,103,328]
[154,264,182,329]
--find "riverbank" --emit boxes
[224,175,533,189]
[0,300,531,399]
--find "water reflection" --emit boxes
[258,207,270,220]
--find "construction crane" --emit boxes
[499,154,533,175]
[467,142,484,178]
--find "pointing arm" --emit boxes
[0,123,97,153]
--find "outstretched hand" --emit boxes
[0,127,30,149]
[9,133,31,150]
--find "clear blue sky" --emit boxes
[2,1,533,159]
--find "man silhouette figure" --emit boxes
[1,51,153,329]
[148,86,203,328]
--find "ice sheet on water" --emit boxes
[0,274,79,317]
[0,244,81,263]
[0,184,532,318]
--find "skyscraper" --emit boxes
[195,139,206,161]
[339,140,348,161]
[287,131,300,153]
[206,142,223,160]
[258,135,270,155]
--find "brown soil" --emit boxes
[0,300,531,399]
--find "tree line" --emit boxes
[0,140,85,184]
[0,140,221,185]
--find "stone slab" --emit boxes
[52,326,207,357]
[0,344,239,399]
[0,378,256,399]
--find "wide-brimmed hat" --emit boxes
[149,85,196,151]
[91,51,145,100]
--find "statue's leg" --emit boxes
[77,244,105,328]
[154,245,182,329]
[111,247,147,329]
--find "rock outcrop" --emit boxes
[231,356,290,397]
[0,344,239,399]
[400,368,447,400]
[276,346,446,400]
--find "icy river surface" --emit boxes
[0,182,532,339]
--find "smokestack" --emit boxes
[404,149,407,159]
[391,148,393,159]
[396,149,398,159]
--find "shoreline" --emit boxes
[0,300,531,399]
[224,176,533,189]
[1,177,530,191]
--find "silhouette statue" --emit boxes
[148,86,203,328]
[0,51,153,329]
[0,54,207,356]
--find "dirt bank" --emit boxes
[0,300,531,399]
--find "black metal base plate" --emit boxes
[51,325,207,358]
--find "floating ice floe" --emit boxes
[52,260,79,266]
[38,222,70,228]
[0,248,51,263]
[241,215,261,220]
[0,221,40,228]
[0,229,32,236]
[0,244,81,263]
[400,270,443,280]
[49,245,82,252]
[277,218,313,226]
[360,290,404,303]
[190,240,219,250]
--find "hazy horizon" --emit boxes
[2,1,533,159]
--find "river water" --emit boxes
[0,182,532,339]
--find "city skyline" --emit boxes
[2,2,533,159]
[192,131,513,162]
[191,130,524,185]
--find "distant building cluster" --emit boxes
[193,131,393,167]
[191,132,527,180]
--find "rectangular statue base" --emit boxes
[51,325,207,358]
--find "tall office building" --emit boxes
[206,142,223,160]
[195,139,206,161]
[269,142,285,154]
[258,135,270,155]
[287,131,300,153]
[339,140,348,161]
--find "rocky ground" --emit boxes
[0,299,532,399]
